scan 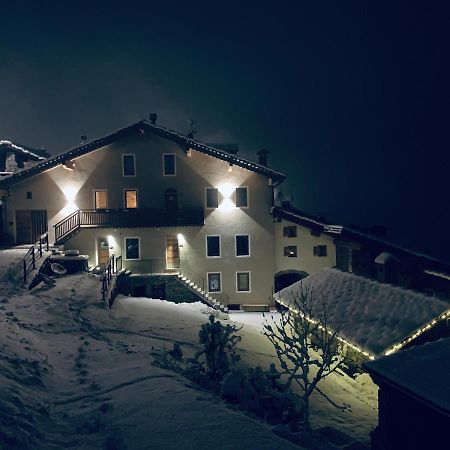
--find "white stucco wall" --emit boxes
[274,219,336,276]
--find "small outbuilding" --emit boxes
[364,338,450,450]
[275,268,450,360]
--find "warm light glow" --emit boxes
[107,235,116,247]
[64,186,77,202]
[177,233,185,244]
[218,183,236,199]
[218,198,235,212]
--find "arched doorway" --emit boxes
[274,269,309,293]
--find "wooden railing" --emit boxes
[22,231,50,283]
[101,254,114,305]
[54,208,204,244]
[122,258,179,274]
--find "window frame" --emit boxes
[283,225,297,238]
[313,244,328,257]
[205,187,219,209]
[162,153,176,176]
[93,189,108,209]
[284,246,298,257]
[124,236,140,261]
[235,186,249,209]
[235,234,251,257]
[123,188,139,209]
[122,153,136,177]
[207,272,222,293]
[206,235,221,258]
[236,271,251,293]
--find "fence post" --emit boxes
[32,247,36,270]
[39,237,43,257]
[46,235,49,252]
[23,260,27,283]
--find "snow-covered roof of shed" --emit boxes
[0,121,285,187]
[275,268,450,357]
[0,140,47,161]
[365,338,450,414]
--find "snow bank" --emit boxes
[276,268,450,356]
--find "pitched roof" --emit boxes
[275,268,450,358]
[0,140,48,161]
[365,338,450,415]
[0,121,285,188]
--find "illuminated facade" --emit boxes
[0,121,284,308]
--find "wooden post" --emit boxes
[46,234,49,252]
[23,260,27,283]
[32,247,36,270]
[39,237,43,257]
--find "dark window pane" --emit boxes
[207,236,220,257]
[206,188,219,208]
[236,235,249,256]
[236,187,248,208]
[237,272,250,291]
[283,226,297,237]
[163,154,176,175]
[125,238,140,260]
[123,155,135,176]
[208,273,221,292]
[314,245,327,257]
[284,246,297,257]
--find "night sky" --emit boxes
[1,1,449,261]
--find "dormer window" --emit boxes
[122,154,136,177]
[163,154,176,176]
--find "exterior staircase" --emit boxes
[176,273,228,312]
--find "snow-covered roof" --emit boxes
[365,338,450,414]
[275,268,450,358]
[0,121,285,187]
[0,140,47,160]
[374,252,399,264]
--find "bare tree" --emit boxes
[263,285,350,431]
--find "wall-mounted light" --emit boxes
[186,149,192,157]
[63,160,75,171]
[218,183,235,199]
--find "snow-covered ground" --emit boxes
[0,258,377,449]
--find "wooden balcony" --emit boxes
[54,207,204,244]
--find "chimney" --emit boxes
[257,148,269,166]
[149,113,157,125]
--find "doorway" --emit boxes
[15,210,47,244]
[97,236,110,265]
[165,235,180,270]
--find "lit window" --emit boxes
[283,226,297,237]
[236,272,251,292]
[235,235,250,257]
[122,154,136,177]
[206,235,221,257]
[125,237,140,260]
[163,154,176,176]
[206,187,219,209]
[314,245,327,257]
[94,190,108,209]
[236,187,248,208]
[124,190,138,208]
[284,246,298,257]
[208,273,221,293]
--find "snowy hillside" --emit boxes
[0,267,377,449]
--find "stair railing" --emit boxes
[54,210,80,244]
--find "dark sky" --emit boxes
[1,1,449,261]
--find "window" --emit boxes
[206,187,219,209]
[163,153,176,176]
[235,187,248,208]
[206,235,221,257]
[284,246,298,257]
[94,190,108,209]
[26,191,32,199]
[314,245,328,257]
[235,234,250,257]
[236,272,251,292]
[283,225,297,237]
[208,273,221,293]
[125,237,140,260]
[124,189,138,208]
[122,154,136,177]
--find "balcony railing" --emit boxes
[54,207,204,244]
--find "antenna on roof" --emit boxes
[187,119,197,139]
[80,135,87,143]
